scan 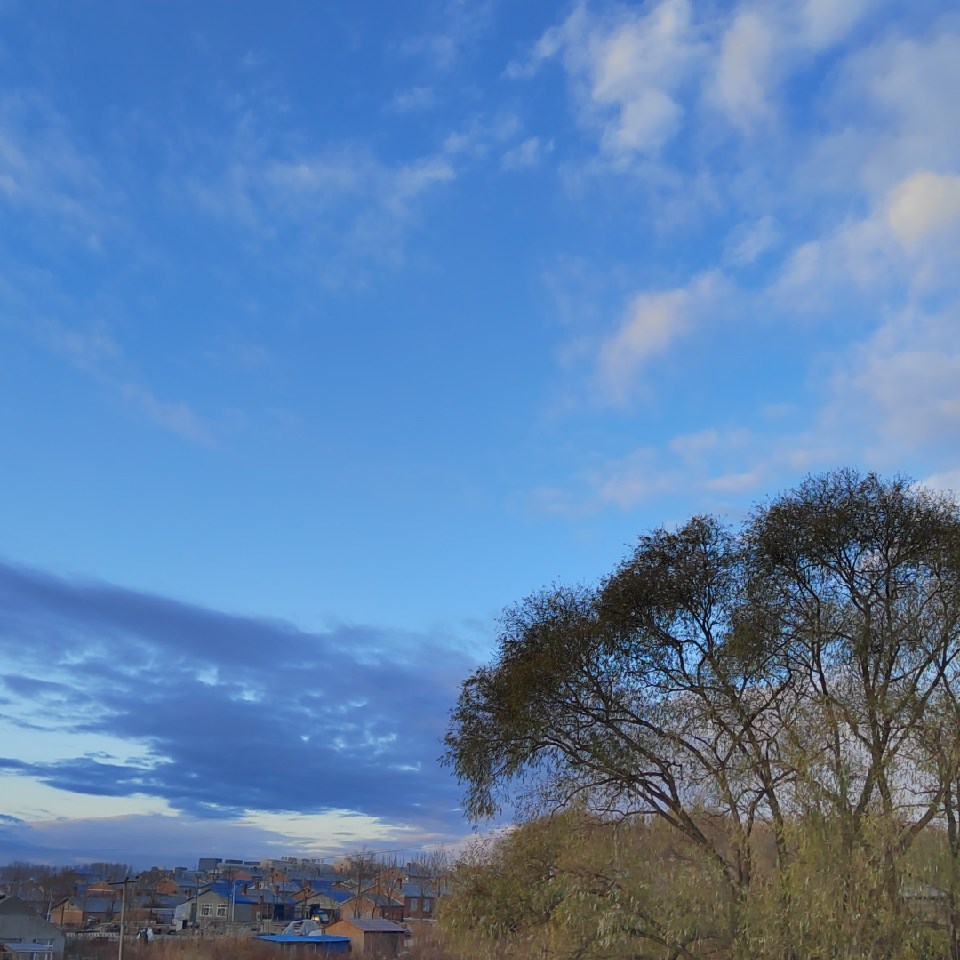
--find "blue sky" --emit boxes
[1,0,960,866]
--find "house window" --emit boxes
[409,898,419,912]
[216,904,228,918]
[200,904,213,917]
[423,898,432,913]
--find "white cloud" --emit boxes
[815,28,960,195]
[595,272,722,404]
[703,468,765,494]
[669,428,720,464]
[822,304,960,453]
[708,0,874,131]
[401,0,495,71]
[184,134,461,274]
[522,5,960,519]
[921,469,960,496]
[119,383,214,446]
[508,0,702,157]
[591,448,680,509]
[597,288,689,403]
[265,156,362,196]
[725,215,780,264]
[772,166,960,313]
[38,318,213,446]
[511,0,878,165]
[710,11,777,128]
[800,0,873,51]
[501,136,551,170]
[390,155,456,208]
[547,426,771,515]
[240,50,266,69]
[887,171,960,248]
[41,320,121,371]
[772,217,895,314]
[389,87,436,113]
[0,92,113,239]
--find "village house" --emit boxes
[239,888,296,923]
[400,884,436,921]
[0,898,65,960]
[323,919,406,957]
[295,892,347,925]
[49,897,117,930]
[339,894,403,924]
[177,888,263,927]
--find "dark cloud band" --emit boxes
[0,560,474,833]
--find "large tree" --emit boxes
[444,470,960,960]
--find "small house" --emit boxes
[324,919,406,957]
[0,898,65,960]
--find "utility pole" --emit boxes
[110,875,139,960]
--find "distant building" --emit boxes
[0,898,65,960]
[197,859,223,873]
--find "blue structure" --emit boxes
[257,935,350,954]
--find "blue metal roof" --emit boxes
[258,936,350,944]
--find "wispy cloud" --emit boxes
[724,215,780,265]
[38,319,213,446]
[401,0,496,71]
[389,87,437,113]
[501,136,551,171]
[593,272,723,405]
[182,134,460,275]
[0,92,110,235]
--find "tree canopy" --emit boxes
[443,470,960,960]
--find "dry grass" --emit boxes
[66,932,460,960]
[69,940,282,960]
